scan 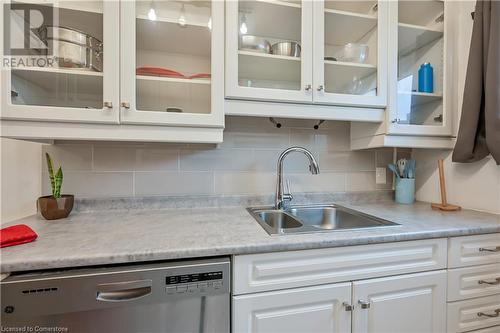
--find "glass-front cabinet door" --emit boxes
[120,0,223,127]
[312,0,388,107]
[1,1,119,123]
[225,0,313,103]
[389,0,452,136]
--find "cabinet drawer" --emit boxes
[233,238,447,295]
[447,295,500,333]
[449,234,500,268]
[448,263,500,301]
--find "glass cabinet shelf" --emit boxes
[396,0,444,127]
[322,0,378,96]
[135,0,212,114]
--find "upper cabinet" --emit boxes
[1,1,120,124]
[120,0,224,128]
[225,0,313,103]
[388,0,452,136]
[0,0,224,143]
[313,0,387,107]
[225,0,388,109]
[350,0,455,149]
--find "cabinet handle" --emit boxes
[103,101,113,109]
[317,85,324,92]
[478,278,500,285]
[305,84,312,91]
[121,102,131,109]
[342,302,353,312]
[477,309,500,318]
[479,247,500,253]
[358,300,371,309]
[391,118,399,123]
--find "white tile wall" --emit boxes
[41,117,393,198]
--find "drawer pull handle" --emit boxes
[478,278,500,285]
[479,247,500,252]
[477,309,500,318]
[358,300,371,309]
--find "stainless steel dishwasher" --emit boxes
[1,257,230,333]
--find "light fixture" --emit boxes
[147,1,157,21]
[178,3,187,27]
[240,13,247,35]
[207,17,212,30]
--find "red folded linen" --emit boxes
[188,73,211,79]
[0,224,37,248]
[136,66,186,79]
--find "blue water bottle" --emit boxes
[418,63,434,93]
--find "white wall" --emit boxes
[414,0,500,214]
[0,138,42,223]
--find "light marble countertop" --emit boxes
[1,194,499,273]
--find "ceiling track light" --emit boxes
[147,0,157,21]
[240,13,247,35]
[178,3,187,27]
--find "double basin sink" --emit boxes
[248,204,399,235]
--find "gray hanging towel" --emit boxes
[452,0,500,164]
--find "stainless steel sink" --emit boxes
[248,204,399,235]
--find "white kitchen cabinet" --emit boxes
[351,0,457,149]
[225,0,389,120]
[0,0,224,143]
[1,1,120,124]
[120,0,224,128]
[352,270,447,333]
[232,240,448,333]
[233,282,351,333]
[312,0,388,108]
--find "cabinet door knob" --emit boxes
[317,85,324,92]
[121,102,131,109]
[342,302,353,312]
[305,84,312,91]
[358,300,371,309]
[103,102,113,109]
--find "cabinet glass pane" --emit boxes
[9,1,104,109]
[397,0,444,126]
[135,1,211,114]
[237,0,302,90]
[323,1,378,95]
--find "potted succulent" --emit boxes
[37,153,74,220]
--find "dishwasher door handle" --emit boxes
[96,279,152,302]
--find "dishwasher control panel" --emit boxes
[165,271,224,295]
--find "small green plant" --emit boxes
[45,153,63,198]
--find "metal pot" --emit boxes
[271,41,301,57]
[38,26,103,72]
[239,35,271,54]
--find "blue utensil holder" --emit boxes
[418,63,434,93]
[395,178,415,204]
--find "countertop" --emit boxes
[1,193,499,273]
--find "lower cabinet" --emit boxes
[232,270,447,333]
[352,270,447,333]
[233,283,351,333]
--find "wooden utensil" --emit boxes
[431,159,461,211]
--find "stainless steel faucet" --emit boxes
[275,147,320,210]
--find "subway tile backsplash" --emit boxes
[42,117,394,198]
